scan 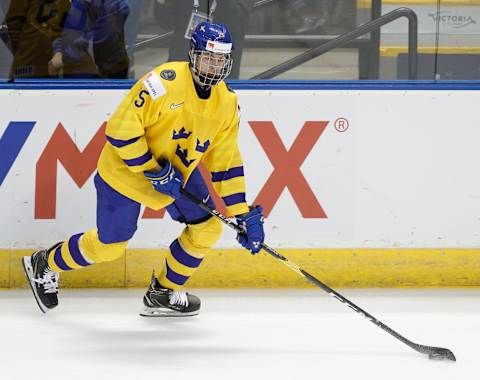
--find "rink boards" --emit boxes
[1,80,480,288]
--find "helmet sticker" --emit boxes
[205,40,232,54]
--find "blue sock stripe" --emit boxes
[53,245,72,271]
[165,262,189,286]
[170,239,203,268]
[68,233,91,267]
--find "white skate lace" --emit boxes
[33,268,59,294]
[169,291,189,307]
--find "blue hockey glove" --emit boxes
[236,205,265,254]
[144,160,183,199]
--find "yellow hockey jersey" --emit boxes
[98,61,249,216]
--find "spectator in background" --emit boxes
[167,0,255,79]
[48,0,98,78]
[124,0,143,78]
[5,0,72,78]
[48,0,130,79]
[278,0,354,35]
[90,0,130,78]
[0,1,13,79]
[278,0,326,34]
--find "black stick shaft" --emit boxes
[179,189,456,361]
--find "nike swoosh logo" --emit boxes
[170,102,184,110]
[202,195,210,203]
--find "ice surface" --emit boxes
[0,289,477,380]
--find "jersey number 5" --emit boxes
[135,90,150,108]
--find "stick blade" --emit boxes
[416,345,456,361]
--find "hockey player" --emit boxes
[22,22,265,316]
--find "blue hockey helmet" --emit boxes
[188,22,234,87]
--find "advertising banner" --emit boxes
[1,88,480,249]
[382,4,480,36]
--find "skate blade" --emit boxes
[139,306,199,318]
[22,256,48,314]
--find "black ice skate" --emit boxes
[140,272,200,317]
[22,243,62,313]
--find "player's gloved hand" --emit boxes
[235,205,265,254]
[144,160,183,199]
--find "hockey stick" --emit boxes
[180,188,456,361]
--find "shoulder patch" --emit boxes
[143,71,166,100]
[160,69,176,81]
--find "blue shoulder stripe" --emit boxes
[222,192,246,206]
[124,152,153,166]
[106,135,140,148]
[211,166,244,182]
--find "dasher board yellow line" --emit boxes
[357,0,480,7]
[2,248,480,288]
[381,46,480,57]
